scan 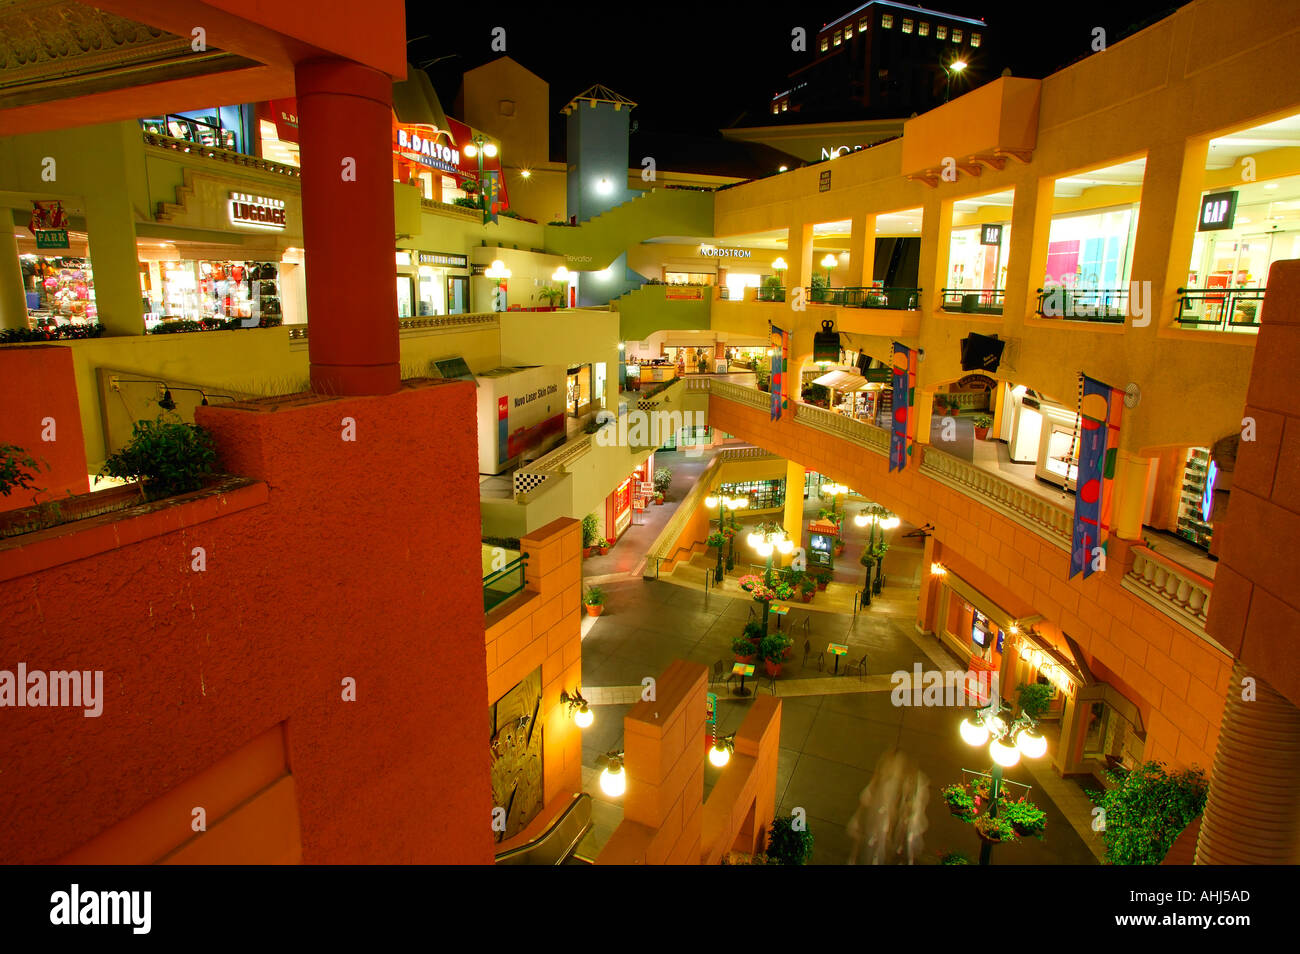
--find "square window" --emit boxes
[882,14,893,28]
[844,24,853,39]
[820,37,829,51]
[936,25,947,40]
[919,22,929,36]
[772,104,780,114]
[859,16,868,31]
[953,29,963,43]
[781,103,788,112]
[971,33,981,48]
[902,18,913,34]
[833,29,842,46]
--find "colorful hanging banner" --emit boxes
[1069,374,1124,579]
[483,170,500,225]
[769,324,788,421]
[889,341,917,472]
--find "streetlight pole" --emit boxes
[854,504,899,607]
[706,494,747,584]
[944,59,968,104]
[462,134,499,224]
[958,699,1047,866]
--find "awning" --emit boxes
[813,369,868,392]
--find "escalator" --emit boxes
[493,792,594,865]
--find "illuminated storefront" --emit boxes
[605,457,653,541]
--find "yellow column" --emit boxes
[82,124,144,336]
[914,390,935,445]
[1110,451,1154,541]
[787,221,814,295]
[0,215,29,331]
[782,458,805,563]
[846,213,876,288]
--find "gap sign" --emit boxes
[1198,191,1238,232]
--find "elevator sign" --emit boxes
[1198,191,1238,232]
[229,193,287,231]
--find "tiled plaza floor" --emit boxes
[575,577,1102,866]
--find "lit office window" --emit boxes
[844,24,853,39]
[772,104,780,114]
[833,29,842,45]
[859,16,868,31]
[882,14,893,28]
[781,102,788,111]
[971,33,982,48]
[953,29,963,43]
[919,22,929,36]
[902,18,913,34]
[820,36,829,52]
[936,24,947,40]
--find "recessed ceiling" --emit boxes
[1207,113,1300,170]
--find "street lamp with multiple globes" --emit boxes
[771,257,788,296]
[958,699,1047,864]
[705,493,748,583]
[485,259,511,312]
[747,522,793,585]
[462,134,499,224]
[944,59,968,103]
[820,253,837,301]
[552,265,574,308]
[853,504,900,605]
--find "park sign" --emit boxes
[29,200,69,248]
[35,229,69,249]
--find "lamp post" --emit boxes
[747,522,793,636]
[705,493,748,583]
[772,257,787,298]
[958,700,1047,865]
[853,504,899,605]
[552,265,573,308]
[820,253,837,303]
[943,59,968,103]
[462,134,499,224]
[484,259,511,312]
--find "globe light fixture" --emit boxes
[596,177,614,195]
[483,142,499,158]
[990,735,1021,767]
[552,266,572,283]
[706,495,720,509]
[599,760,625,797]
[561,689,593,729]
[709,733,737,769]
[959,717,989,747]
[1017,728,1048,760]
[772,256,788,273]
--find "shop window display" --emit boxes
[143,260,282,330]
[20,256,97,325]
[718,479,785,512]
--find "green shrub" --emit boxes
[581,513,600,547]
[1092,762,1208,865]
[583,585,606,606]
[0,444,45,499]
[1016,682,1054,719]
[97,413,217,500]
[1001,798,1047,838]
[732,636,756,657]
[765,814,814,865]
[652,467,673,495]
[758,634,790,662]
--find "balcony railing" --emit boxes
[940,288,1005,315]
[756,285,786,302]
[1034,287,1128,324]
[142,131,301,178]
[286,313,500,341]
[1174,286,1264,333]
[807,286,922,310]
[484,554,528,612]
[793,402,890,456]
[919,445,1073,550]
[1122,545,1212,632]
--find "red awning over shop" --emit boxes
[808,518,839,536]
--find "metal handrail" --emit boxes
[287,313,500,341]
[483,553,529,612]
[1034,286,1128,323]
[1174,286,1265,332]
[806,286,922,310]
[940,287,1005,314]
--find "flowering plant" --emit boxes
[738,574,762,592]
[750,584,777,602]
[773,582,795,601]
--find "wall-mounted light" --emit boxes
[597,750,625,797]
[596,177,613,195]
[930,562,948,577]
[560,689,593,729]
[519,168,532,179]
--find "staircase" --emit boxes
[544,187,714,270]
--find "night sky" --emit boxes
[407,1,1187,139]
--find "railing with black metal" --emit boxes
[804,286,922,310]
[1174,286,1265,333]
[939,287,1005,315]
[1033,286,1129,323]
[483,552,529,613]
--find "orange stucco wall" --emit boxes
[707,396,1233,770]
[486,516,585,853]
[0,345,89,512]
[0,380,491,863]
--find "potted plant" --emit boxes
[974,813,1016,844]
[973,413,994,440]
[1001,798,1047,839]
[742,620,765,644]
[799,575,816,603]
[938,850,971,865]
[816,570,833,591]
[596,537,611,555]
[738,574,762,592]
[732,635,757,663]
[581,513,600,557]
[833,536,845,557]
[759,635,789,677]
[772,580,795,602]
[653,467,673,497]
[653,491,664,506]
[583,586,606,617]
[941,783,976,821]
[765,813,814,865]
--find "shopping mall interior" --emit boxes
[0,0,1298,888]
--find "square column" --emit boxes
[846,212,876,288]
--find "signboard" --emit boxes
[820,144,865,160]
[808,532,834,568]
[395,125,461,174]
[419,252,469,268]
[34,230,69,249]
[819,169,832,192]
[980,224,1003,246]
[229,192,287,231]
[1201,458,1218,523]
[706,692,718,726]
[1198,191,1238,232]
[699,247,752,258]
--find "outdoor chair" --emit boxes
[711,659,727,687]
[802,638,824,672]
[845,653,869,680]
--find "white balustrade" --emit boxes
[1124,547,1212,630]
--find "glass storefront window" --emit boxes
[396,276,414,318]
[141,105,250,154]
[718,478,786,511]
[142,259,281,326]
[1045,206,1138,289]
[20,255,97,325]
[946,225,1011,291]
[447,276,469,314]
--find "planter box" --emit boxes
[0,482,143,538]
[816,581,828,591]
[800,590,814,603]
[975,427,990,440]
[764,660,782,677]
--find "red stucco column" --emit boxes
[295,58,400,395]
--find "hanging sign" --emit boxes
[980,224,1003,246]
[1198,191,1238,232]
[29,200,70,248]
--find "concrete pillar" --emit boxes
[1194,663,1300,864]
[916,535,938,633]
[847,212,876,288]
[782,459,805,557]
[1111,451,1154,540]
[1131,139,1209,335]
[84,187,143,336]
[786,221,814,294]
[296,57,400,395]
[0,216,28,331]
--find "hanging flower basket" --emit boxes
[974,814,1017,844]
